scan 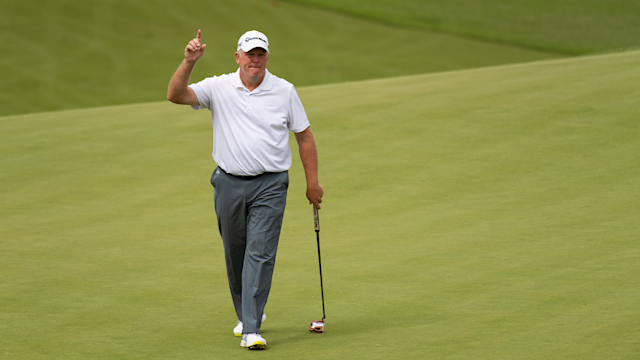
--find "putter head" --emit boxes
[309,320,325,333]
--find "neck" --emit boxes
[240,70,266,91]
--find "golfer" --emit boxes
[167,29,323,350]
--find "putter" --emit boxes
[309,205,326,333]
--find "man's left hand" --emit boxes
[307,183,324,209]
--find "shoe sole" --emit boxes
[247,341,266,350]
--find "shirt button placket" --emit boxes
[244,92,251,113]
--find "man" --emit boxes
[167,29,323,350]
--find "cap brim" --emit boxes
[240,42,269,53]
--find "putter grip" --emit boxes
[313,206,320,232]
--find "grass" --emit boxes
[286,0,640,54]
[2,50,640,358]
[0,0,559,117]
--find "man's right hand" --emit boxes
[185,29,206,63]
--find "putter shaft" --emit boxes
[314,206,325,321]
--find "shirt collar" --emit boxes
[234,68,273,92]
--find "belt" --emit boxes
[236,173,265,180]
[220,167,267,180]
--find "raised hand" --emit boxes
[184,29,206,63]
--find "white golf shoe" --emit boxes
[233,321,243,337]
[243,333,266,350]
[233,313,267,337]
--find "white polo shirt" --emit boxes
[189,69,310,176]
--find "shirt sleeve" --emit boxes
[188,77,214,110]
[288,86,311,133]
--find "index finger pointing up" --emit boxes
[197,29,201,41]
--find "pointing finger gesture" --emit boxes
[185,29,206,63]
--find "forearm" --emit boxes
[298,133,319,186]
[167,59,197,104]
[296,127,324,208]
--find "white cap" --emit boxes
[237,30,269,52]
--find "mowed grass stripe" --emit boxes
[286,0,640,54]
[1,51,639,359]
[0,0,558,117]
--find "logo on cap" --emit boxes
[245,37,267,44]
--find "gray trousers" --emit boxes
[210,167,288,334]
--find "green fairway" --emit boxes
[0,0,559,117]
[2,51,640,359]
[287,0,640,54]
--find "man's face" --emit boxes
[235,48,269,79]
